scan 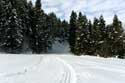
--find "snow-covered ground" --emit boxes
[0,54,125,83]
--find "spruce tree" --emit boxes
[0,0,4,44]
[92,18,100,55]
[61,20,69,41]
[0,0,23,53]
[29,0,52,53]
[87,20,96,55]
[98,15,108,57]
[35,0,41,10]
[48,13,58,39]
[45,15,54,50]
[111,15,124,57]
[112,15,123,39]
[56,19,62,40]
[74,12,83,55]
[10,0,28,31]
[29,0,43,53]
[80,15,88,54]
[99,15,106,40]
[69,11,77,53]
[27,0,33,35]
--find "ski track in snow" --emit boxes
[55,57,77,83]
[61,56,125,83]
[0,55,125,83]
[0,56,77,83]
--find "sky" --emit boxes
[30,0,125,24]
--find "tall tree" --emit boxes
[0,0,23,53]
[99,15,106,40]
[111,15,124,57]
[80,15,88,54]
[61,20,69,41]
[29,0,43,53]
[97,15,108,57]
[29,0,52,53]
[10,0,28,31]
[74,12,84,55]
[0,0,5,43]
[69,11,77,53]
[86,20,96,55]
[35,0,41,10]
[48,13,58,39]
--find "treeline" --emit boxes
[69,11,125,58]
[0,0,68,53]
[0,0,125,58]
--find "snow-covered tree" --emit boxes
[0,0,23,53]
[80,15,88,54]
[111,15,124,57]
[10,0,29,31]
[61,20,69,41]
[0,0,5,43]
[86,20,96,55]
[74,12,83,55]
[69,11,77,53]
[29,0,52,53]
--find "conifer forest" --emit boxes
[0,0,125,58]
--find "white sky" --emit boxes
[30,0,125,23]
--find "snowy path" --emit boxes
[55,57,77,83]
[0,55,125,83]
[0,55,76,83]
[61,56,125,83]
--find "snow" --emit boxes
[0,54,125,83]
[99,41,104,44]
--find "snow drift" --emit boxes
[0,54,125,83]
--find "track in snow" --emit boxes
[0,56,77,83]
[1,55,125,83]
[55,57,77,83]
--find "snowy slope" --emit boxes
[0,55,125,83]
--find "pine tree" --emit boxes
[48,13,58,39]
[99,15,106,40]
[0,0,5,44]
[0,0,23,53]
[111,15,124,57]
[35,0,41,10]
[56,19,62,40]
[80,15,88,54]
[92,17,101,56]
[29,0,52,53]
[29,0,43,53]
[61,20,69,41]
[118,33,125,59]
[10,0,28,31]
[10,0,30,52]
[69,11,77,53]
[112,15,123,39]
[45,15,54,50]
[74,12,83,55]
[86,20,96,55]
[27,0,33,35]
[98,15,115,57]
[48,13,56,43]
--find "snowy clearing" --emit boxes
[0,55,125,83]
